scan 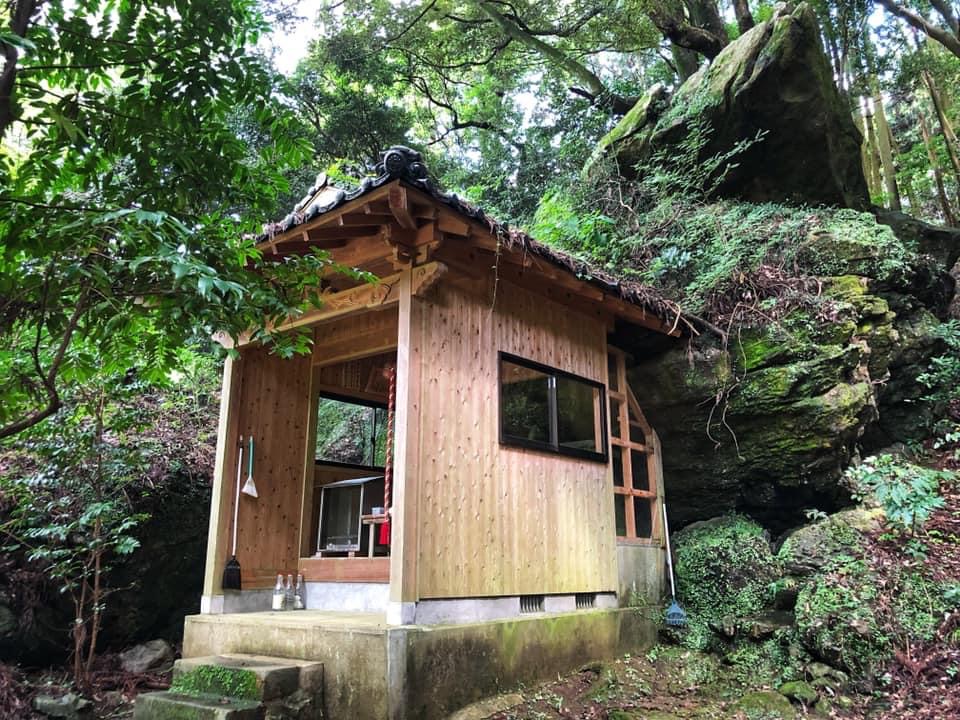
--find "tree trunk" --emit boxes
[732,0,755,35]
[475,1,636,114]
[646,1,727,60]
[919,109,957,225]
[922,69,960,209]
[871,86,902,211]
[860,99,884,200]
[877,0,960,60]
[0,0,41,141]
[900,172,922,215]
[672,44,701,82]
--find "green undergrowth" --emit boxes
[530,190,921,319]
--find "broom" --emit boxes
[662,503,688,627]
[222,436,244,590]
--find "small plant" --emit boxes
[844,454,950,537]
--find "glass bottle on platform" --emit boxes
[284,573,294,610]
[294,573,305,610]
[272,574,284,611]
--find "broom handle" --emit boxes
[663,502,677,599]
[232,436,243,556]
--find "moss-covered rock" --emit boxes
[778,680,818,705]
[734,690,796,719]
[793,559,890,677]
[595,2,867,208]
[777,508,881,577]
[672,516,780,651]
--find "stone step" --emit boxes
[172,654,324,702]
[133,691,263,720]
[133,654,324,720]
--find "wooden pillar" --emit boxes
[387,269,423,624]
[200,354,243,613]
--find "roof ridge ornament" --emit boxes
[376,146,430,182]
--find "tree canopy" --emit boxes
[0,0,342,438]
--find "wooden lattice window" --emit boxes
[607,348,661,541]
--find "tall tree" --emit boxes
[0,0,337,437]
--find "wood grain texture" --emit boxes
[414,278,617,599]
[300,557,390,583]
[224,345,313,588]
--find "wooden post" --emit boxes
[387,269,422,624]
[200,354,243,612]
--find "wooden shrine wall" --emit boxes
[413,278,617,598]
[220,345,313,588]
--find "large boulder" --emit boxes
[590,2,868,208]
[620,204,953,530]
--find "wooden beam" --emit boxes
[236,262,446,347]
[201,354,243,601]
[388,185,417,230]
[306,225,384,241]
[437,208,471,237]
[389,268,423,618]
[256,183,395,251]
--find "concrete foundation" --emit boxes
[183,607,656,720]
[617,544,665,606]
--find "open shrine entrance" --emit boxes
[299,346,398,584]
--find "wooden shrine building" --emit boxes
[183,146,682,719]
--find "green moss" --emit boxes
[893,572,949,642]
[794,560,890,676]
[673,516,781,652]
[734,690,796,719]
[169,664,260,700]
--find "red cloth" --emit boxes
[378,519,391,546]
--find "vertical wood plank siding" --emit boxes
[415,279,616,598]
[222,345,313,588]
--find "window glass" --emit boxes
[316,397,387,466]
[500,360,551,444]
[614,494,626,537]
[556,376,602,453]
[630,449,649,491]
[609,399,622,438]
[633,496,653,538]
[499,354,606,461]
[629,421,646,445]
[612,447,624,487]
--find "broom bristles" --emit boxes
[222,555,242,590]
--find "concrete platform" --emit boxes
[133,692,262,720]
[183,607,656,720]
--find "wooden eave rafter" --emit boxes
[257,179,678,337]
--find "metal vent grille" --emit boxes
[519,595,545,614]
[575,592,596,609]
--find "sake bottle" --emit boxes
[271,574,284,611]
[294,573,305,610]
[284,574,294,610]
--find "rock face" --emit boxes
[591,2,868,208]
[622,206,952,530]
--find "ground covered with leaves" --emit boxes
[0,653,170,720]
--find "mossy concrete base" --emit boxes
[133,691,262,720]
[182,608,656,719]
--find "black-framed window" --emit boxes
[498,352,608,462]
